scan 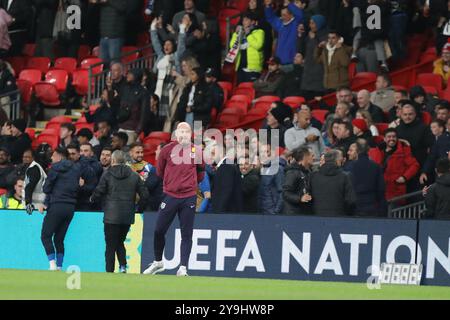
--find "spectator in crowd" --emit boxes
[4,148,33,190]
[323,118,342,148]
[433,42,450,86]
[421,120,450,185]
[0,60,16,94]
[196,168,211,213]
[172,0,206,33]
[211,142,243,213]
[298,104,322,130]
[430,119,447,141]
[23,149,48,215]
[331,86,356,111]
[396,101,434,167]
[409,85,428,115]
[322,102,352,136]
[117,69,148,144]
[285,108,325,160]
[67,144,98,211]
[105,62,127,128]
[424,157,450,219]
[264,101,293,148]
[111,131,128,151]
[94,121,113,156]
[34,0,58,57]
[334,120,357,154]
[352,118,374,147]
[299,14,328,100]
[282,146,314,215]
[77,128,99,148]
[335,0,354,47]
[99,146,112,172]
[388,89,409,126]
[53,0,85,58]
[258,142,286,214]
[311,149,356,216]
[229,11,265,84]
[0,176,24,209]
[125,0,146,46]
[151,17,187,123]
[264,0,304,70]
[144,143,164,212]
[238,153,260,214]
[370,128,420,201]
[1,0,32,56]
[254,57,285,98]
[204,67,224,111]
[80,143,103,180]
[371,74,396,113]
[91,0,126,65]
[280,53,304,98]
[83,89,115,128]
[59,122,78,149]
[91,149,148,273]
[347,139,386,216]
[41,147,82,271]
[434,102,449,122]
[175,67,212,129]
[314,30,352,92]
[355,109,379,137]
[246,0,273,62]
[2,119,31,164]
[143,94,164,137]
[128,143,148,176]
[352,89,385,123]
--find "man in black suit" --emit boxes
[1,0,33,56]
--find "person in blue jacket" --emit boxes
[264,0,304,70]
[40,147,82,271]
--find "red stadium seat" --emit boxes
[32,134,59,150]
[5,56,27,76]
[121,46,140,64]
[351,72,377,89]
[218,81,233,97]
[375,123,389,135]
[237,82,254,89]
[256,95,281,103]
[75,122,94,133]
[442,90,450,102]
[148,131,171,142]
[40,128,58,136]
[81,58,103,75]
[391,85,407,92]
[25,128,35,141]
[216,113,242,128]
[221,107,246,118]
[232,88,255,103]
[422,85,439,96]
[19,69,42,85]
[77,45,92,62]
[0,188,7,196]
[311,110,328,124]
[49,115,72,124]
[34,82,61,106]
[45,70,69,93]
[22,43,36,57]
[16,79,33,105]
[27,57,51,74]
[229,94,251,106]
[53,57,77,74]
[416,73,443,92]
[224,100,248,114]
[283,96,306,109]
[253,101,273,113]
[422,111,432,125]
[137,32,150,46]
[373,135,385,145]
[45,122,62,132]
[71,69,89,95]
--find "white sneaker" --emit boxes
[176,266,188,277]
[143,261,165,275]
[49,260,57,271]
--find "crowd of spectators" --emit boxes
[0,0,448,218]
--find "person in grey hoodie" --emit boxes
[285,107,325,160]
[91,150,148,273]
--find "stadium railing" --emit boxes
[387,191,426,219]
[87,45,155,106]
[0,89,21,121]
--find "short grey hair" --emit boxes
[324,149,342,164]
[111,150,126,165]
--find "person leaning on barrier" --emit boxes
[424,158,450,219]
[90,150,148,273]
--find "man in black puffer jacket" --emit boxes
[91,150,148,273]
[283,146,314,215]
[425,158,450,219]
[311,149,356,216]
[91,0,126,65]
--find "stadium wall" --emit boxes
[0,210,449,286]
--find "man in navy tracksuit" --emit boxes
[40,147,82,271]
[143,122,204,277]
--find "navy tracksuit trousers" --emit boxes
[153,195,197,267]
[41,203,75,257]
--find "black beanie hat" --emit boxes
[12,119,27,133]
[269,102,293,125]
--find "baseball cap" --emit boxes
[205,67,217,78]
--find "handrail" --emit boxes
[387,190,423,204]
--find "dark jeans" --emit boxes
[41,203,75,257]
[100,37,124,66]
[389,13,408,61]
[104,223,130,273]
[153,195,197,267]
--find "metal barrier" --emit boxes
[387,191,426,219]
[87,45,155,106]
[0,90,20,121]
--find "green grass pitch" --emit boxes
[1,269,450,300]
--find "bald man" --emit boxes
[351,89,385,123]
[143,123,205,277]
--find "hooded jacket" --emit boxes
[230,26,265,73]
[311,162,356,216]
[425,173,450,219]
[258,158,286,214]
[282,163,312,215]
[91,164,148,225]
[43,160,82,206]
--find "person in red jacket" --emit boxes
[143,122,204,277]
[369,128,420,201]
